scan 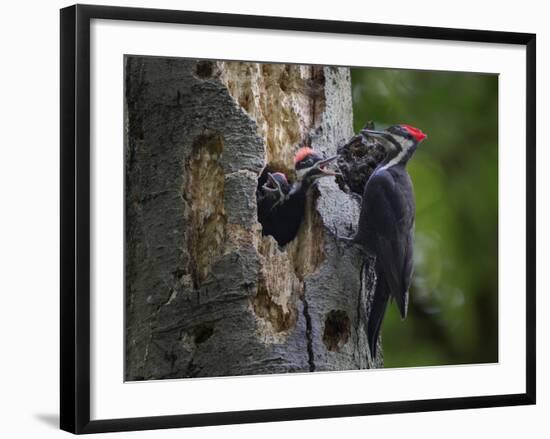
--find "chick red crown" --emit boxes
[294,147,317,165]
[271,172,288,183]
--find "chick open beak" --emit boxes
[263,172,285,198]
[316,155,339,176]
[263,172,283,195]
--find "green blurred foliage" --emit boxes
[351,68,498,368]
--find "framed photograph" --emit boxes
[60,4,536,434]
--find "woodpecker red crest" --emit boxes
[401,124,427,142]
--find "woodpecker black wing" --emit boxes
[364,166,415,314]
[358,166,415,355]
[400,218,415,317]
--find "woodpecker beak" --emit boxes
[360,128,398,151]
[315,155,339,176]
[360,129,390,140]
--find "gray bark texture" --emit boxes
[125,56,382,381]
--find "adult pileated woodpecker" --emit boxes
[257,172,291,238]
[263,148,338,246]
[351,124,427,358]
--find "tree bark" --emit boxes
[125,56,382,381]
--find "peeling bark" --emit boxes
[125,56,382,381]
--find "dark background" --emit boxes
[351,68,499,367]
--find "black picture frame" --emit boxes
[60,4,536,434]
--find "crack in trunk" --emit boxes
[302,283,315,372]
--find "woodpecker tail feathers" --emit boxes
[367,277,390,359]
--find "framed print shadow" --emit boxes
[60,4,536,434]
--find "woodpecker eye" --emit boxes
[389,125,408,138]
